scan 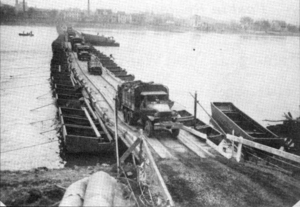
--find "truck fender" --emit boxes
[147,115,155,122]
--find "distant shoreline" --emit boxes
[1,21,299,37]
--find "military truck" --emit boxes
[70,37,84,51]
[117,81,182,137]
[88,55,102,75]
[77,44,91,61]
[66,26,76,39]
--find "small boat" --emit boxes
[211,102,284,148]
[176,109,225,145]
[19,32,34,37]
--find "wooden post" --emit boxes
[236,142,243,162]
[132,153,136,166]
[120,138,142,163]
[232,130,235,157]
[114,96,120,176]
[194,91,197,128]
[227,134,300,164]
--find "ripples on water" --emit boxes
[88,28,299,123]
[0,25,299,170]
[0,26,64,170]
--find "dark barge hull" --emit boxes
[59,107,113,154]
[211,102,283,148]
[82,33,120,47]
[176,109,225,145]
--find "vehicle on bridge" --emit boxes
[77,44,91,61]
[71,37,84,51]
[67,26,76,39]
[88,55,102,75]
[117,81,182,137]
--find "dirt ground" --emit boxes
[1,151,300,207]
[157,150,300,207]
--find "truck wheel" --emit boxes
[144,120,154,137]
[128,111,136,125]
[171,129,180,138]
[123,109,128,123]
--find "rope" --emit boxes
[1,139,59,154]
[30,118,55,125]
[120,166,140,207]
[36,89,55,99]
[0,75,50,81]
[4,66,45,70]
[1,71,50,79]
[30,102,56,111]
[189,92,226,135]
[0,82,49,90]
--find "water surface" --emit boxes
[1,25,299,170]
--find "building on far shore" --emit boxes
[62,9,84,22]
[131,13,145,25]
[117,11,132,24]
[15,0,28,13]
[190,15,220,31]
[96,9,113,23]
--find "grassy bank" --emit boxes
[1,154,299,207]
[0,165,113,207]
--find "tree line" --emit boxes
[240,16,299,33]
[1,3,299,34]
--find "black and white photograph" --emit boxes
[0,0,299,206]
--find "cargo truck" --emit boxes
[117,81,182,137]
[88,55,102,75]
[77,44,91,61]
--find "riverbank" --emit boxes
[1,21,299,36]
[0,165,114,207]
[1,155,300,207]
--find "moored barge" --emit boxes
[211,102,284,148]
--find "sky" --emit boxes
[3,0,300,24]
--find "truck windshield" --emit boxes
[147,95,167,102]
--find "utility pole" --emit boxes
[114,96,120,177]
[194,91,197,128]
[88,0,90,16]
[23,0,25,13]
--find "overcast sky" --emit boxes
[3,0,300,24]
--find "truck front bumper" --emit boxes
[154,121,183,130]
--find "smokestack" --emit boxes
[15,0,19,14]
[88,0,90,16]
[23,0,25,12]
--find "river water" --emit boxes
[1,25,299,170]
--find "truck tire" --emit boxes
[123,109,128,123]
[144,120,154,137]
[171,129,180,138]
[128,111,136,125]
